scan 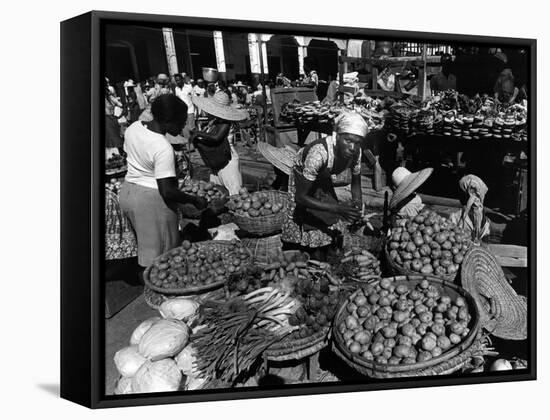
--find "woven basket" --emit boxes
[384,243,458,282]
[332,332,488,378]
[143,241,251,295]
[178,184,229,220]
[343,233,384,257]
[240,234,283,265]
[229,190,289,236]
[264,326,330,361]
[461,246,527,340]
[332,275,480,379]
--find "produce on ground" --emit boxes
[131,358,183,393]
[192,288,298,384]
[138,319,190,361]
[227,188,286,218]
[147,240,250,290]
[159,298,200,323]
[129,317,161,346]
[234,251,342,341]
[336,277,473,366]
[114,346,147,378]
[329,248,381,283]
[386,210,472,277]
[178,179,227,203]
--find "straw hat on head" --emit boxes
[257,142,297,175]
[234,81,246,88]
[390,167,433,209]
[123,79,136,88]
[192,90,249,121]
[461,246,527,340]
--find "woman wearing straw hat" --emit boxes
[281,112,366,260]
[389,166,433,220]
[191,91,249,196]
[449,174,491,243]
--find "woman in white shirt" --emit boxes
[119,94,207,270]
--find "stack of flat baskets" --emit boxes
[332,275,484,378]
[229,190,289,236]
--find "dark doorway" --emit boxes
[267,35,299,80]
[105,45,135,83]
[187,31,217,81]
[306,39,338,81]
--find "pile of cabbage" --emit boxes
[113,297,206,394]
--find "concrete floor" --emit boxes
[105,294,158,395]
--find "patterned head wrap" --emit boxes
[335,112,368,138]
[458,174,488,241]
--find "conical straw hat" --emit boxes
[257,142,296,175]
[390,167,433,209]
[192,91,249,121]
[461,246,527,340]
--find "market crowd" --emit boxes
[105,44,528,280]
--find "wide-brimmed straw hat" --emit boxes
[461,246,527,340]
[257,142,297,175]
[390,167,433,209]
[192,91,249,121]
[233,81,246,88]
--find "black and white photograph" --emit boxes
[100,17,534,398]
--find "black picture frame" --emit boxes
[61,10,537,409]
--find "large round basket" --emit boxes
[143,240,252,295]
[264,326,330,361]
[229,190,289,236]
[332,275,480,379]
[384,243,458,282]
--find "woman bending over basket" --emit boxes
[119,94,208,272]
[281,112,367,261]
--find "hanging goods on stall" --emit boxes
[390,167,433,210]
[257,142,296,176]
[461,246,527,340]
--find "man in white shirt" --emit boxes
[193,78,206,97]
[175,73,196,151]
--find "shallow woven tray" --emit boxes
[332,275,480,378]
[264,326,330,361]
[384,243,458,283]
[143,240,251,295]
[229,190,289,236]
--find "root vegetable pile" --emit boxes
[337,278,473,366]
[148,240,250,290]
[387,210,471,277]
[332,248,381,283]
[179,179,226,203]
[227,188,286,218]
[192,288,298,384]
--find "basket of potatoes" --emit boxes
[226,188,289,236]
[177,179,228,219]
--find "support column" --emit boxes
[294,36,307,75]
[248,33,261,74]
[162,28,179,76]
[213,31,226,79]
[259,34,272,76]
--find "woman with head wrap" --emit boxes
[281,112,366,260]
[449,174,491,242]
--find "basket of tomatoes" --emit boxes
[332,275,481,378]
[143,240,251,295]
[385,210,472,282]
[227,189,289,236]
